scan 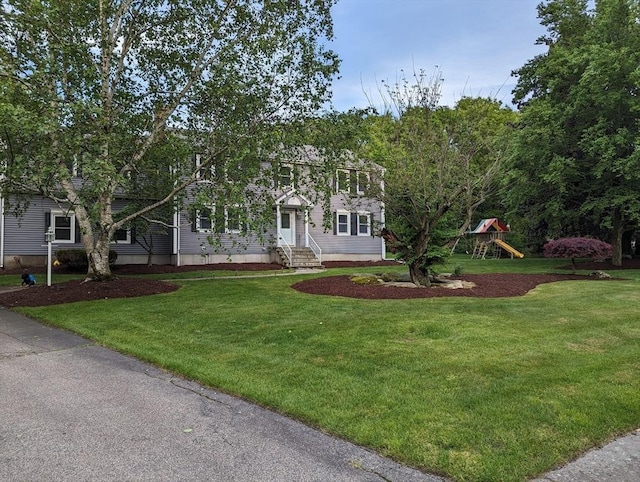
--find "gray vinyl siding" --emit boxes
[178,209,381,257]
[177,168,384,258]
[307,197,383,256]
[3,197,53,255]
[177,210,270,256]
[109,200,172,257]
[2,197,172,257]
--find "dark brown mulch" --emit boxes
[111,262,286,275]
[0,263,283,308]
[292,273,605,300]
[0,278,180,308]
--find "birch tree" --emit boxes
[0,0,339,280]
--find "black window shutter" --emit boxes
[332,211,337,235]
[75,220,81,243]
[130,227,137,244]
[350,213,358,236]
[215,205,225,233]
[370,213,375,236]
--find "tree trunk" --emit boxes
[408,261,430,287]
[75,199,116,281]
[86,237,114,281]
[611,208,624,267]
[144,234,154,266]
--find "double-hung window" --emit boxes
[336,169,350,194]
[336,210,350,236]
[356,172,370,195]
[278,164,294,189]
[225,205,244,234]
[357,212,371,236]
[336,169,370,196]
[195,207,214,232]
[195,154,215,181]
[113,228,132,244]
[51,211,75,243]
[334,210,372,237]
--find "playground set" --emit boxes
[469,218,524,259]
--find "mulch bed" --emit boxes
[291,273,602,299]
[0,278,180,308]
[0,258,627,307]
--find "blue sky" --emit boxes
[329,0,549,111]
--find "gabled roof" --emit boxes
[275,188,313,207]
[471,218,510,233]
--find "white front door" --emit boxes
[280,211,295,246]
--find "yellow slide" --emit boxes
[493,238,525,259]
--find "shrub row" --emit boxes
[55,249,118,271]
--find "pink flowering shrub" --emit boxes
[543,237,612,272]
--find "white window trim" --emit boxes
[195,153,215,182]
[51,210,76,243]
[225,205,245,234]
[278,163,294,189]
[195,205,214,233]
[336,169,350,194]
[357,211,371,236]
[111,228,132,244]
[336,210,350,236]
[356,171,370,196]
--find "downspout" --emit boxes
[304,209,309,247]
[276,203,281,246]
[173,204,181,267]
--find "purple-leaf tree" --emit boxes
[543,237,612,273]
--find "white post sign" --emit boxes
[44,227,56,287]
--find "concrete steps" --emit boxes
[276,247,322,268]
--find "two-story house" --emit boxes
[0,148,385,269]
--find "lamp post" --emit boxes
[45,227,55,287]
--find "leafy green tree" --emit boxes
[507,0,640,265]
[0,0,338,280]
[361,70,516,286]
[435,97,518,240]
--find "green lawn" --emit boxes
[12,256,640,481]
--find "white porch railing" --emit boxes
[307,234,321,264]
[277,233,292,265]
